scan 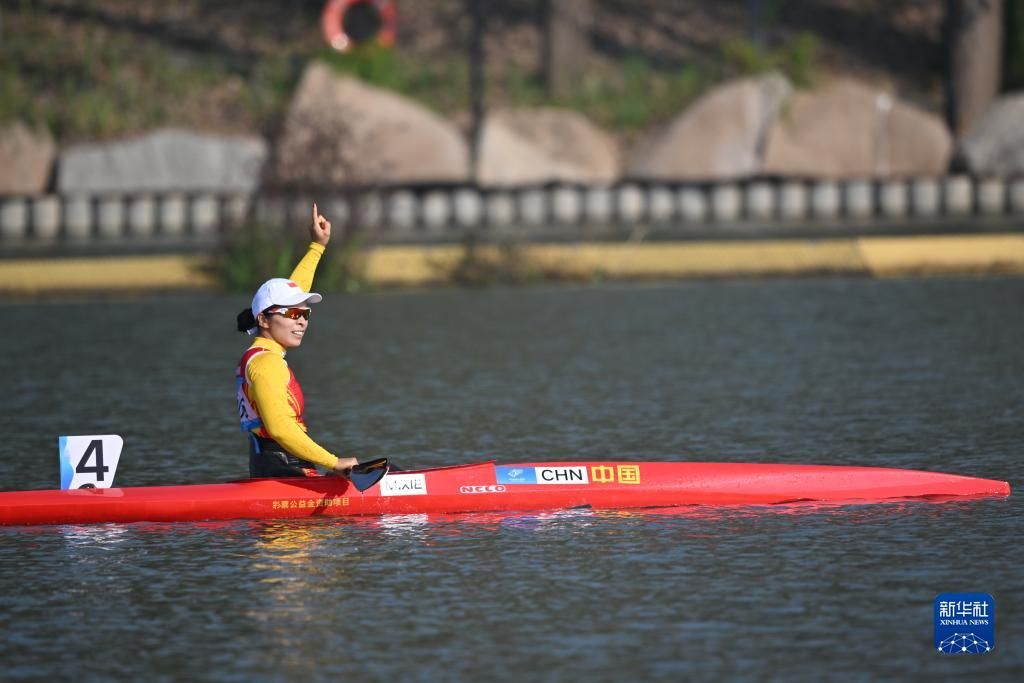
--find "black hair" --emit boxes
[236,308,256,333]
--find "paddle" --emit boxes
[347,457,391,492]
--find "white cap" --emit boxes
[248,278,322,334]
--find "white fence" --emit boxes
[2,177,1023,250]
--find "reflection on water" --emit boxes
[375,513,432,535]
[58,523,134,547]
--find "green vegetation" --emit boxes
[721,32,821,87]
[322,44,709,133]
[448,238,547,287]
[318,44,471,116]
[497,57,706,132]
[0,4,825,143]
[447,236,611,287]
[212,223,594,292]
[319,44,708,132]
[211,223,367,293]
[0,4,296,141]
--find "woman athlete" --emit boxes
[235,204,360,478]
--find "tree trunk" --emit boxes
[543,0,593,97]
[946,0,1004,136]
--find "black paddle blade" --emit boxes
[348,458,390,492]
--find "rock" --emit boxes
[477,118,585,186]
[624,73,792,181]
[886,101,952,176]
[955,92,1024,175]
[0,122,55,195]
[58,128,266,193]
[762,78,951,178]
[271,62,468,186]
[477,108,618,186]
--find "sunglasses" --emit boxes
[266,307,311,321]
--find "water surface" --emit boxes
[1,277,1021,681]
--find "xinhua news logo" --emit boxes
[934,593,995,654]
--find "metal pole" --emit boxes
[468,0,486,183]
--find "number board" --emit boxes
[59,435,123,490]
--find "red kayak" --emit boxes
[0,461,1010,527]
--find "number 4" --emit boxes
[76,439,110,481]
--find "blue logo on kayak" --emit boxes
[935,593,994,654]
[496,467,536,484]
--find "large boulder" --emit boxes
[762,78,951,178]
[954,93,1024,175]
[58,128,267,193]
[0,121,55,195]
[624,73,792,181]
[270,62,469,186]
[477,108,619,185]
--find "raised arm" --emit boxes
[289,202,332,290]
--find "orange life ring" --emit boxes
[321,0,397,53]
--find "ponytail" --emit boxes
[237,308,257,334]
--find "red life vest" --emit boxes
[235,346,307,438]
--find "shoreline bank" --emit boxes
[2,233,1022,296]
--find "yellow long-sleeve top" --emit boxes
[236,243,338,470]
